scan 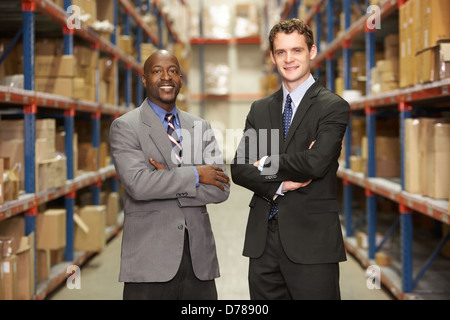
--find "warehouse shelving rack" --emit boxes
[275,0,450,299]
[0,0,186,299]
[190,0,264,121]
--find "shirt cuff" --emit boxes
[276,182,285,196]
[193,167,199,187]
[258,156,269,172]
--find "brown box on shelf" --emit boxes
[35,55,76,78]
[74,45,99,68]
[96,0,115,23]
[35,77,74,98]
[404,118,421,194]
[399,0,417,87]
[16,233,34,300]
[1,254,18,300]
[106,192,119,226]
[74,205,106,252]
[78,143,99,172]
[420,118,443,196]
[0,140,24,191]
[375,252,392,267]
[36,155,67,193]
[2,158,20,202]
[416,42,450,84]
[36,209,66,250]
[36,249,51,282]
[426,123,450,199]
[0,216,24,255]
[0,158,3,206]
[415,0,450,52]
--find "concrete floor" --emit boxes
[48,179,393,300]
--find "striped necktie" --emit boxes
[268,94,293,220]
[165,113,182,166]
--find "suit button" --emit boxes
[178,224,184,230]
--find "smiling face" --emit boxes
[270,31,317,92]
[142,50,183,112]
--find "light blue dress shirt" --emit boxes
[147,99,199,187]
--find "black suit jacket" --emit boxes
[231,79,349,264]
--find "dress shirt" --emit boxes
[147,99,199,187]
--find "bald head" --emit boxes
[144,50,180,75]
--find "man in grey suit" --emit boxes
[110,50,230,300]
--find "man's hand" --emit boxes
[196,165,230,191]
[149,157,166,170]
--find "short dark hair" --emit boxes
[269,18,314,53]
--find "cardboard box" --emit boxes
[415,0,450,52]
[3,159,20,202]
[106,192,119,226]
[404,118,421,194]
[35,77,74,98]
[0,215,24,254]
[78,143,99,172]
[16,234,34,300]
[416,42,450,84]
[36,209,66,250]
[75,205,106,252]
[37,249,50,282]
[0,158,3,206]
[427,123,450,199]
[0,140,24,190]
[420,118,443,196]
[35,55,76,77]
[399,0,417,88]
[375,252,392,267]
[1,254,18,300]
[36,155,67,193]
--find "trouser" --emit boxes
[123,230,217,300]
[248,216,341,300]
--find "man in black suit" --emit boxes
[231,19,350,300]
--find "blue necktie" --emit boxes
[268,94,293,220]
[165,113,182,166]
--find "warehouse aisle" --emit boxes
[48,173,393,300]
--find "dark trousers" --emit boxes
[248,216,341,300]
[123,231,217,300]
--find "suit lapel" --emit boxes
[282,80,322,152]
[177,110,198,165]
[268,89,284,151]
[140,101,176,169]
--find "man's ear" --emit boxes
[270,51,276,65]
[309,44,318,60]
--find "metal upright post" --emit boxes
[365,11,377,261]
[399,100,414,292]
[314,11,322,80]
[343,0,353,237]
[62,0,76,262]
[326,0,334,92]
[136,0,144,104]
[198,0,205,119]
[22,0,37,297]
[22,0,37,235]
[124,9,132,109]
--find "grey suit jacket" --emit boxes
[110,100,230,282]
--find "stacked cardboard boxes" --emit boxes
[400,0,450,87]
[405,118,450,200]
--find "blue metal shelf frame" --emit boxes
[326,0,335,92]
[342,0,354,237]
[63,0,76,262]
